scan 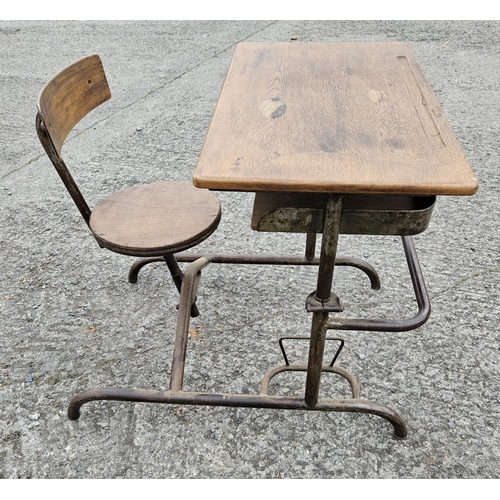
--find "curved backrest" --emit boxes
[36,54,111,225]
[37,54,111,156]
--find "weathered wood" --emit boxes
[37,54,111,157]
[90,181,221,256]
[193,42,478,196]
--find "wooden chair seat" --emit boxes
[90,181,221,257]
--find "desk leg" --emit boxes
[304,311,329,408]
[299,196,408,438]
[305,195,343,408]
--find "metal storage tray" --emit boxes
[251,192,436,236]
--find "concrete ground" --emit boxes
[0,20,499,479]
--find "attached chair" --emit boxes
[36,54,221,317]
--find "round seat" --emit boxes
[90,181,221,257]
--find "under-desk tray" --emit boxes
[251,193,436,236]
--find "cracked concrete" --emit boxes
[1,20,499,478]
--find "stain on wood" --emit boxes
[194,42,478,196]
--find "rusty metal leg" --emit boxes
[128,257,164,283]
[169,256,212,391]
[314,197,343,303]
[305,195,343,408]
[164,254,200,318]
[304,311,329,408]
[305,233,317,261]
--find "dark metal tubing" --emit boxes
[128,257,164,283]
[163,254,184,293]
[314,196,343,302]
[305,196,343,408]
[164,254,200,318]
[128,253,381,290]
[305,233,317,261]
[36,112,92,226]
[259,363,360,398]
[328,338,345,367]
[67,387,406,439]
[304,311,329,409]
[326,235,430,333]
[169,256,213,392]
[278,336,345,367]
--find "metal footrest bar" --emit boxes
[67,387,406,439]
[259,363,360,399]
[129,253,381,290]
[326,236,430,333]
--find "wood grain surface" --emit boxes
[193,42,477,196]
[90,181,221,257]
[37,54,111,156]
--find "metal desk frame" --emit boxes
[68,193,432,439]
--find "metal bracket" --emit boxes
[305,291,344,313]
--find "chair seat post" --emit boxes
[164,254,200,317]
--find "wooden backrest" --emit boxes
[36,54,111,226]
[37,54,111,156]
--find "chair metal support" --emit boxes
[163,254,200,318]
[128,253,381,290]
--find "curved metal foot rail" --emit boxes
[257,363,407,438]
[259,363,361,399]
[128,253,381,290]
[326,236,430,333]
[68,387,406,439]
[128,256,164,283]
